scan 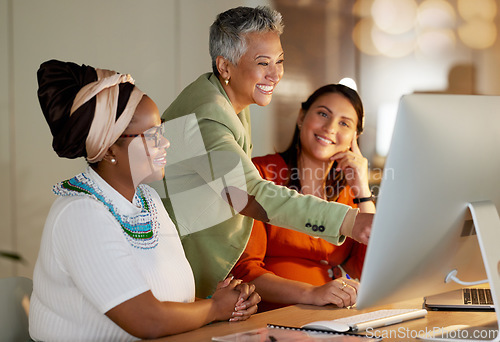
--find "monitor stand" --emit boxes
[422,201,500,342]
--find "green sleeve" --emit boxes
[164,101,349,245]
[157,80,353,296]
[199,118,348,245]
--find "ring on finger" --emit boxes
[340,280,348,290]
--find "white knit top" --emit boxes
[29,167,195,341]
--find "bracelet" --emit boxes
[353,196,374,204]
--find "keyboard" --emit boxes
[463,288,493,305]
[302,308,428,332]
[333,308,428,332]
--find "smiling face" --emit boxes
[224,31,284,113]
[298,92,358,163]
[116,96,170,187]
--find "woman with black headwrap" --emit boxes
[29,60,260,341]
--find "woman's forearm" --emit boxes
[353,182,376,214]
[251,273,314,305]
[105,291,224,339]
[251,273,358,308]
[358,200,376,213]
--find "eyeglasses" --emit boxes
[120,120,166,148]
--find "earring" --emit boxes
[225,78,229,85]
[110,158,116,164]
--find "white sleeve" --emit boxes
[52,197,150,313]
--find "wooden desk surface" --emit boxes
[147,298,498,341]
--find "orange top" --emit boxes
[232,153,366,311]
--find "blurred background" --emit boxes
[1,0,499,278]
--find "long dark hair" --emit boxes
[280,84,364,201]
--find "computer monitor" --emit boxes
[356,94,500,311]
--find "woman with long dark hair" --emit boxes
[232,84,375,311]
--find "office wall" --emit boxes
[0,0,13,275]
[0,0,274,279]
[272,0,358,152]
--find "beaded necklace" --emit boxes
[53,171,159,249]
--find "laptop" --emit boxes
[424,287,495,310]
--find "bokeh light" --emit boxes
[417,29,456,57]
[352,0,376,18]
[353,0,497,57]
[371,0,418,34]
[371,26,416,58]
[417,0,456,29]
[457,0,497,21]
[458,19,497,49]
[353,18,381,56]
[339,78,358,91]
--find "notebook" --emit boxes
[424,287,495,310]
[212,326,379,341]
[301,308,428,332]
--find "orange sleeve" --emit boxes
[231,154,286,282]
[231,218,274,282]
[341,240,367,279]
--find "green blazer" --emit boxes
[159,73,351,297]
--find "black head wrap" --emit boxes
[37,59,136,159]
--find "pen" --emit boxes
[344,274,356,309]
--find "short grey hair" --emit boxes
[209,6,284,76]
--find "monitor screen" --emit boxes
[356,94,500,309]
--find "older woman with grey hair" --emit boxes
[160,6,373,298]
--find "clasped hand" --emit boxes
[212,276,261,322]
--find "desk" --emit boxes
[148,298,497,341]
